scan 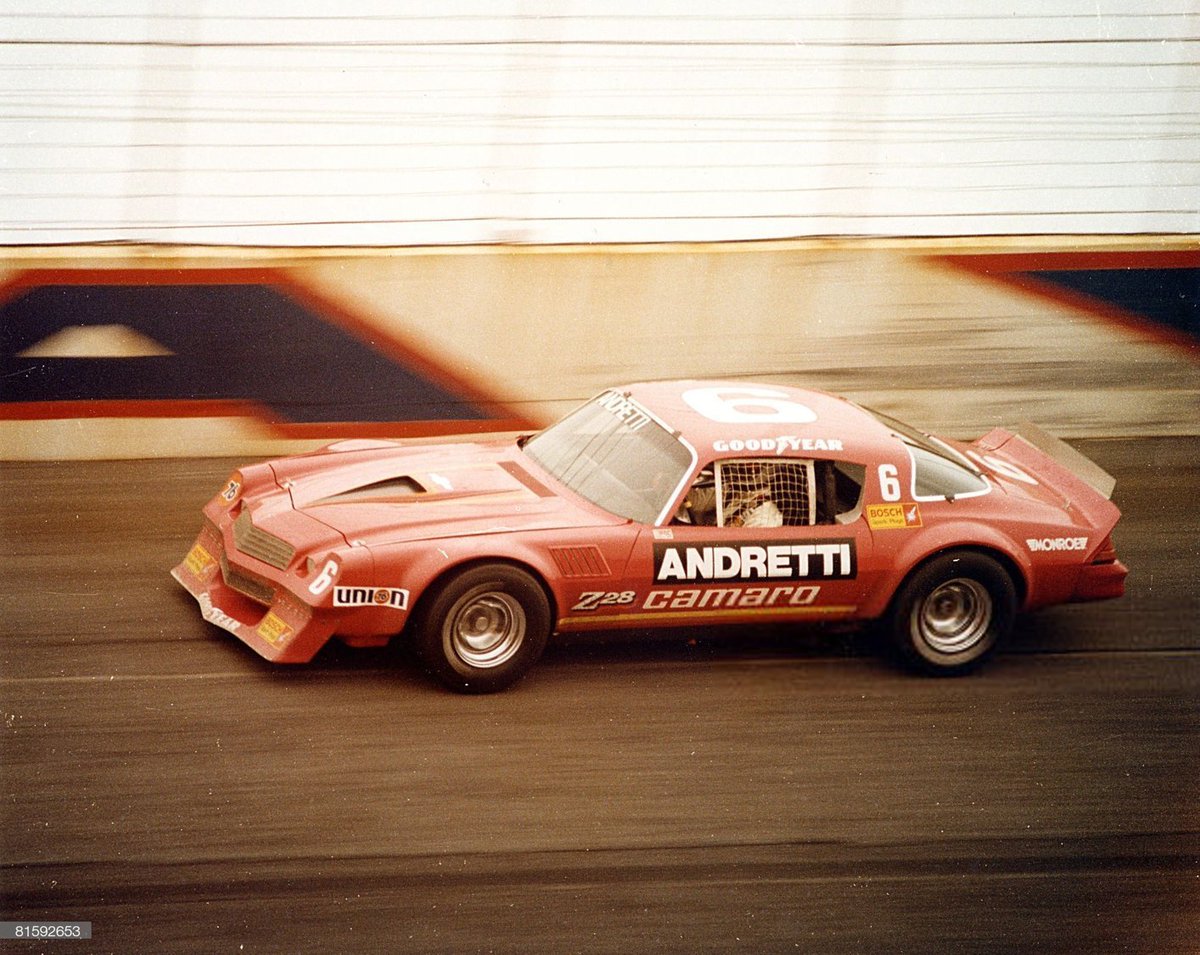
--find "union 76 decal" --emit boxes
[333,587,409,610]
[654,539,857,584]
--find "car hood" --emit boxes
[267,438,625,545]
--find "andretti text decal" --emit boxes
[653,539,856,584]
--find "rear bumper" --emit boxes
[1069,559,1128,603]
[172,530,336,663]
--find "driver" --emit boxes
[677,468,718,525]
[725,464,783,528]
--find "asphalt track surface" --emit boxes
[2,438,1198,954]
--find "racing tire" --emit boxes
[888,551,1016,675]
[415,564,551,694]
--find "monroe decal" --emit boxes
[1027,537,1089,553]
[654,539,856,583]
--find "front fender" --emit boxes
[371,534,565,633]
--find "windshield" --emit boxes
[522,391,695,523]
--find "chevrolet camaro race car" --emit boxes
[173,381,1128,693]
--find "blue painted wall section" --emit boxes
[1027,268,1199,342]
[937,251,1200,356]
[0,278,499,426]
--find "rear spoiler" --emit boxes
[977,422,1116,500]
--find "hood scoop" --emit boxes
[305,467,532,509]
[315,475,428,505]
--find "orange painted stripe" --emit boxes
[932,250,1200,360]
[558,605,857,629]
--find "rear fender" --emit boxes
[861,520,1031,618]
[971,426,1121,548]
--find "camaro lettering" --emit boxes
[643,585,821,610]
[594,391,652,432]
[333,587,410,610]
[654,540,856,583]
[1027,537,1089,553]
[713,436,844,454]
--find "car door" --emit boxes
[620,456,876,626]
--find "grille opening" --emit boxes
[221,554,276,606]
[233,510,296,570]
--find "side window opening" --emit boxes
[677,467,718,525]
[820,460,865,525]
[718,459,812,527]
[674,459,865,528]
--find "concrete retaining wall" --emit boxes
[2,236,1196,459]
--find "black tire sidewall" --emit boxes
[415,564,551,693]
[890,551,1016,674]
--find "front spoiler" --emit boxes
[172,532,336,663]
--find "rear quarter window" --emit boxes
[909,445,990,501]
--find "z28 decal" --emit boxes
[571,591,637,612]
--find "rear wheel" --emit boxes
[889,551,1016,674]
[415,564,551,693]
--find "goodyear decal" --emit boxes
[0,269,536,436]
[198,593,242,635]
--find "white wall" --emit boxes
[2,2,1197,245]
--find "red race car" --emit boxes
[173,381,1127,692]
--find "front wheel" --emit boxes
[414,564,551,693]
[888,552,1016,675]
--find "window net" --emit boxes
[719,460,812,527]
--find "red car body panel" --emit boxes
[173,380,1127,664]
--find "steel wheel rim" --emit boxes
[914,578,993,654]
[447,587,526,669]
